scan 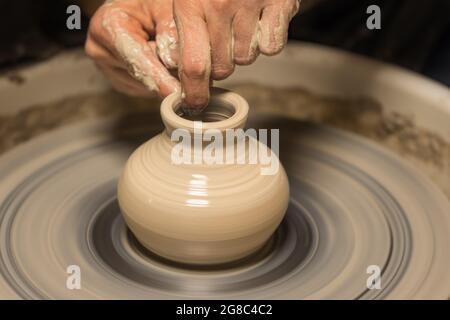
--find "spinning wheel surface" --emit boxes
[0,113,449,299]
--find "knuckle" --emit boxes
[87,10,110,42]
[94,6,128,33]
[234,54,255,65]
[84,41,98,59]
[260,41,285,56]
[210,0,232,11]
[234,44,258,65]
[89,7,107,30]
[182,61,208,79]
[211,64,234,80]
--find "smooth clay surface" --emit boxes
[0,83,450,299]
[117,88,289,265]
[0,108,450,299]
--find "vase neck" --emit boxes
[160,87,249,136]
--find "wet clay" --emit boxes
[117,88,289,264]
[101,8,180,94]
[0,83,449,299]
[228,84,450,198]
[1,84,448,198]
[0,110,449,299]
[155,20,178,69]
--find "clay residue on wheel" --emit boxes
[0,83,448,198]
[230,83,450,198]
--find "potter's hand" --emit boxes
[174,0,300,108]
[85,0,180,97]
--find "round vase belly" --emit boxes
[117,88,290,265]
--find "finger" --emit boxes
[97,63,156,97]
[85,34,124,69]
[88,7,150,62]
[97,62,150,91]
[148,41,180,97]
[101,10,180,97]
[291,0,301,18]
[258,4,292,56]
[205,7,234,80]
[232,9,261,65]
[174,1,211,108]
[155,17,179,69]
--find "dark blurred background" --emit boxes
[0,0,449,85]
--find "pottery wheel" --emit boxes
[0,113,449,299]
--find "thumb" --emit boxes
[102,10,180,97]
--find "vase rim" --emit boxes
[161,87,249,134]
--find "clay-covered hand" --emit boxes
[174,0,300,108]
[85,0,180,97]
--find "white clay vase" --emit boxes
[118,88,289,265]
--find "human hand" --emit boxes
[174,0,300,108]
[85,0,180,97]
[86,0,300,107]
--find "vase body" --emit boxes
[117,88,289,265]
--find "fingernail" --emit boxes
[180,90,208,115]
